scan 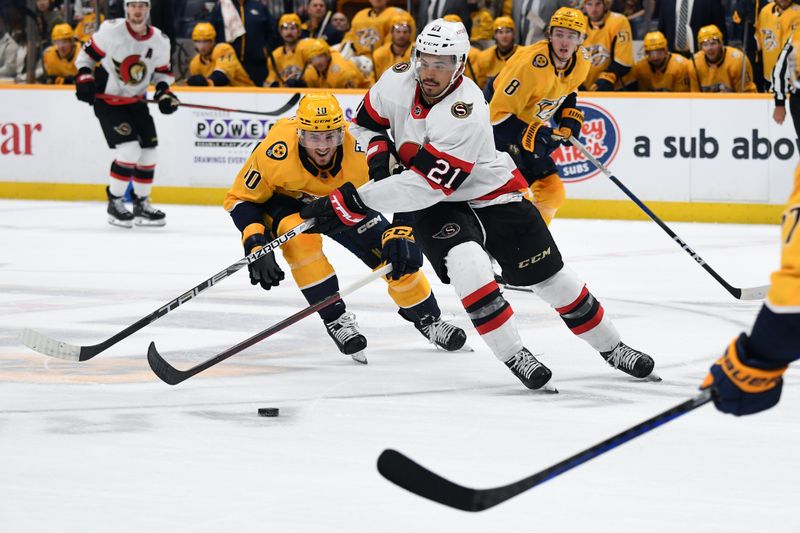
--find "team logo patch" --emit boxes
[113,122,132,136]
[532,54,548,68]
[113,54,148,85]
[432,223,460,239]
[392,62,410,73]
[266,141,288,160]
[551,101,620,183]
[450,101,473,119]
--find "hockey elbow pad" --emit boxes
[590,71,617,92]
[701,334,787,416]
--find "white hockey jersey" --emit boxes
[350,63,527,213]
[75,19,173,98]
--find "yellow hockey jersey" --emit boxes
[474,44,519,89]
[224,118,368,209]
[302,51,371,89]
[770,164,800,310]
[74,13,104,43]
[756,2,800,83]
[342,7,416,56]
[189,43,255,86]
[265,43,306,86]
[690,46,757,92]
[624,53,692,92]
[372,42,412,81]
[583,11,634,89]
[42,44,78,83]
[464,47,482,85]
[489,40,590,125]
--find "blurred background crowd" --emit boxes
[0,0,792,94]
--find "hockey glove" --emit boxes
[285,76,307,88]
[243,231,285,291]
[556,107,584,144]
[75,67,96,104]
[381,225,423,280]
[590,71,617,92]
[520,122,561,158]
[299,182,368,235]
[700,334,787,416]
[186,74,209,86]
[154,82,180,115]
[366,135,397,181]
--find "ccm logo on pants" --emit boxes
[518,247,551,268]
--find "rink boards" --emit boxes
[0,86,793,223]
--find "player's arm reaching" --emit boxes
[224,145,285,291]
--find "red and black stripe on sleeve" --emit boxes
[410,143,473,195]
[83,39,105,61]
[352,91,390,133]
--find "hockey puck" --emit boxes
[258,407,279,417]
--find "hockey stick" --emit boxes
[147,264,393,385]
[569,136,769,301]
[96,92,301,117]
[19,220,315,361]
[377,389,712,512]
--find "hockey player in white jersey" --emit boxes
[300,19,658,390]
[75,0,178,228]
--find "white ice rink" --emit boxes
[1,199,797,532]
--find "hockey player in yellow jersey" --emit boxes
[690,25,757,92]
[372,13,414,80]
[488,7,590,224]
[582,0,633,91]
[265,14,307,87]
[756,0,800,89]
[42,23,78,84]
[474,16,519,90]
[343,0,415,57]
[302,38,371,88]
[224,94,467,362]
[187,23,254,87]
[701,165,800,416]
[74,11,104,43]
[442,14,481,85]
[623,31,691,92]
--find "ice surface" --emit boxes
[1,200,797,532]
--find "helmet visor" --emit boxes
[298,128,345,150]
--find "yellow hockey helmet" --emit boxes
[643,31,668,52]
[492,16,515,32]
[442,14,463,23]
[279,13,302,28]
[390,12,415,30]
[301,38,331,62]
[192,22,216,41]
[697,24,723,45]
[549,7,587,36]
[296,93,344,132]
[51,23,75,41]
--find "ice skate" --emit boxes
[132,193,166,227]
[106,187,134,228]
[414,315,468,351]
[601,341,660,380]
[504,347,555,391]
[325,311,368,364]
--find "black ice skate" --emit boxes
[325,311,368,364]
[106,187,134,228]
[601,341,659,380]
[415,315,467,351]
[504,347,553,390]
[132,193,166,227]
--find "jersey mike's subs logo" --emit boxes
[113,54,148,85]
[551,101,620,183]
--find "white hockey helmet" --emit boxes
[412,19,470,96]
[124,0,151,6]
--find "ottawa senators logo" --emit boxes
[532,54,548,68]
[113,54,148,85]
[392,62,410,73]
[266,141,288,160]
[433,223,460,239]
[113,122,132,136]
[450,101,473,119]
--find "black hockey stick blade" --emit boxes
[170,92,301,116]
[148,264,391,385]
[378,389,713,512]
[19,220,314,361]
[568,136,769,301]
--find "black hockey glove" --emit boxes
[244,232,285,291]
[520,122,561,158]
[590,71,617,92]
[154,82,179,114]
[186,74,209,86]
[299,182,368,235]
[285,76,307,88]
[75,67,96,105]
[381,225,423,280]
[366,135,394,181]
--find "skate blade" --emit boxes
[134,217,166,227]
[108,216,133,228]
[642,371,662,382]
[458,343,475,353]
[350,351,368,364]
[539,383,559,394]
